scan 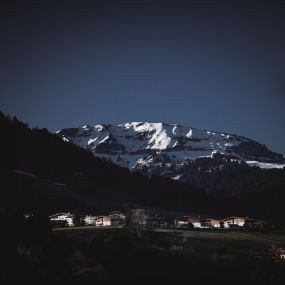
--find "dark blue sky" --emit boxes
[1,0,285,153]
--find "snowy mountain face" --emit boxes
[57,122,285,180]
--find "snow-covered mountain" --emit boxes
[56,122,285,180]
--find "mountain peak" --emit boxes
[57,122,285,178]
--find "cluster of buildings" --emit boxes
[175,216,270,230]
[49,211,126,227]
[49,210,270,230]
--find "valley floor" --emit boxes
[3,221,285,285]
[54,226,285,257]
[54,225,285,244]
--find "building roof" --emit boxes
[223,216,246,221]
[49,212,73,218]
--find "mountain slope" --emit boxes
[57,122,285,181]
[0,112,210,215]
[2,113,285,226]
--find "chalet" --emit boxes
[223,216,246,228]
[209,219,221,228]
[200,218,221,228]
[187,217,202,228]
[49,212,74,227]
[95,216,111,226]
[109,211,126,226]
[83,215,112,226]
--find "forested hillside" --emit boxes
[0,112,209,215]
[1,112,285,227]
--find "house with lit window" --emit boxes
[223,216,246,228]
[187,217,202,228]
[95,216,111,226]
[200,218,221,228]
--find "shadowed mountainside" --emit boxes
[1,112,285,227]
[0,112,209,215]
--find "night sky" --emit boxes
[1,0,285,153]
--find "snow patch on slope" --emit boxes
[246,161,285,169]
[57,122,285,174]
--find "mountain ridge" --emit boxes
[57,122,285,182]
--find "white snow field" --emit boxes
[57,122,285,177]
